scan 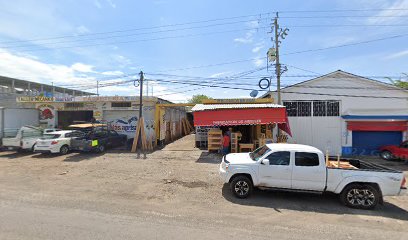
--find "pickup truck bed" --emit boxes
[219,143,406,210]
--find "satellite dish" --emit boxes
[250,90,259,98]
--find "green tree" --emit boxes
[188,94,212,104]
[386,73,408,89]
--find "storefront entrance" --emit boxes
[57,111,93,128]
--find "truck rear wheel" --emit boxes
[230,175,252,199]
[340,184,379,210]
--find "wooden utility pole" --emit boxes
[96,80,99,96]
[131,71,147,158]
[274,12,281,105]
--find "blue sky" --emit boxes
[0,0,407,102]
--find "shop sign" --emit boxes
[17,96,54,102]
[78,96,139,102]
[109,116,138,133]
[202,98,274,104]
[212,119,262,125]
[38,104,56,128]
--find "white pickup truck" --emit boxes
[219,144,407,209]
[2,126,60,152]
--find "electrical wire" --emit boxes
[11,26,270,53]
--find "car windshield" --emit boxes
[40,134,61,140]
[249,145,271,161]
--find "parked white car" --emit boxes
[34,130,84,154]
[219,143,407,210]
[2,126,60,151]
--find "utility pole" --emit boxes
[270,12,289,139]
[273,13,281,105]
[139,71,144,121]
[96,80,99,96]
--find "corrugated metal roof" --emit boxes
[191,103,285,112]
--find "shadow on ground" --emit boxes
[0,151,35,159]
[196,152,223,164]
[63,151,107,162]
[222,184,408,221]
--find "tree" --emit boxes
[188,94,212,104]
[386,73,408,89]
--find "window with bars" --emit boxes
[326,101,340,116]
[313,101,327,116]
[283,100,340,117]
[283,101,311,117]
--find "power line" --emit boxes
[2,18,270,49]
[283,33,408,55]
[278,8,408,13]
[11,26,269,53]
[0,11,276,45]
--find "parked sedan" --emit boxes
[34,130,84,155]
[70,127,127,153]
[379,141,408,161]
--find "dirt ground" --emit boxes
[0,134,407,240]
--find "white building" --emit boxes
[262,70,408,155]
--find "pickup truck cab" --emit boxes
[379,141,408,161]
[2,126,60,151]
[220,144,407,209]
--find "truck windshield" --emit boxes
[249,145,271,161]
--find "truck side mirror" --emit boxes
[261,159,270,165]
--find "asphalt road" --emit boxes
[0,135,407,240]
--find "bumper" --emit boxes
[34,146,60,153]
[71,145,95,152]
[399,187,407,196]
[2,146,21,151]
[219,164,229,183]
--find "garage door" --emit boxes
[352,131,402,155]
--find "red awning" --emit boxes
[193,106,291,136]
[347,121,408,131]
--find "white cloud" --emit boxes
[94,0,102,8]
[71,63,95,73]
[112,54,132,68]
[233,20,259,44]
[386,49,408,59]
[252,41,265,53]
[253,58,265,67]
[0,48,95,85]
[234,30,255,44]
[209,71,231,78]
[106,0,116,8]
[76,25,90,34]
[102,70,124,76]
[366,0,408,24]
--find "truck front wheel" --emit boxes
[230,175,253,199]
[340,184,379,210]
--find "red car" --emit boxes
[379,141,408,161]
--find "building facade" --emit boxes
[263,70,408,155]
[17,96,187,145]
